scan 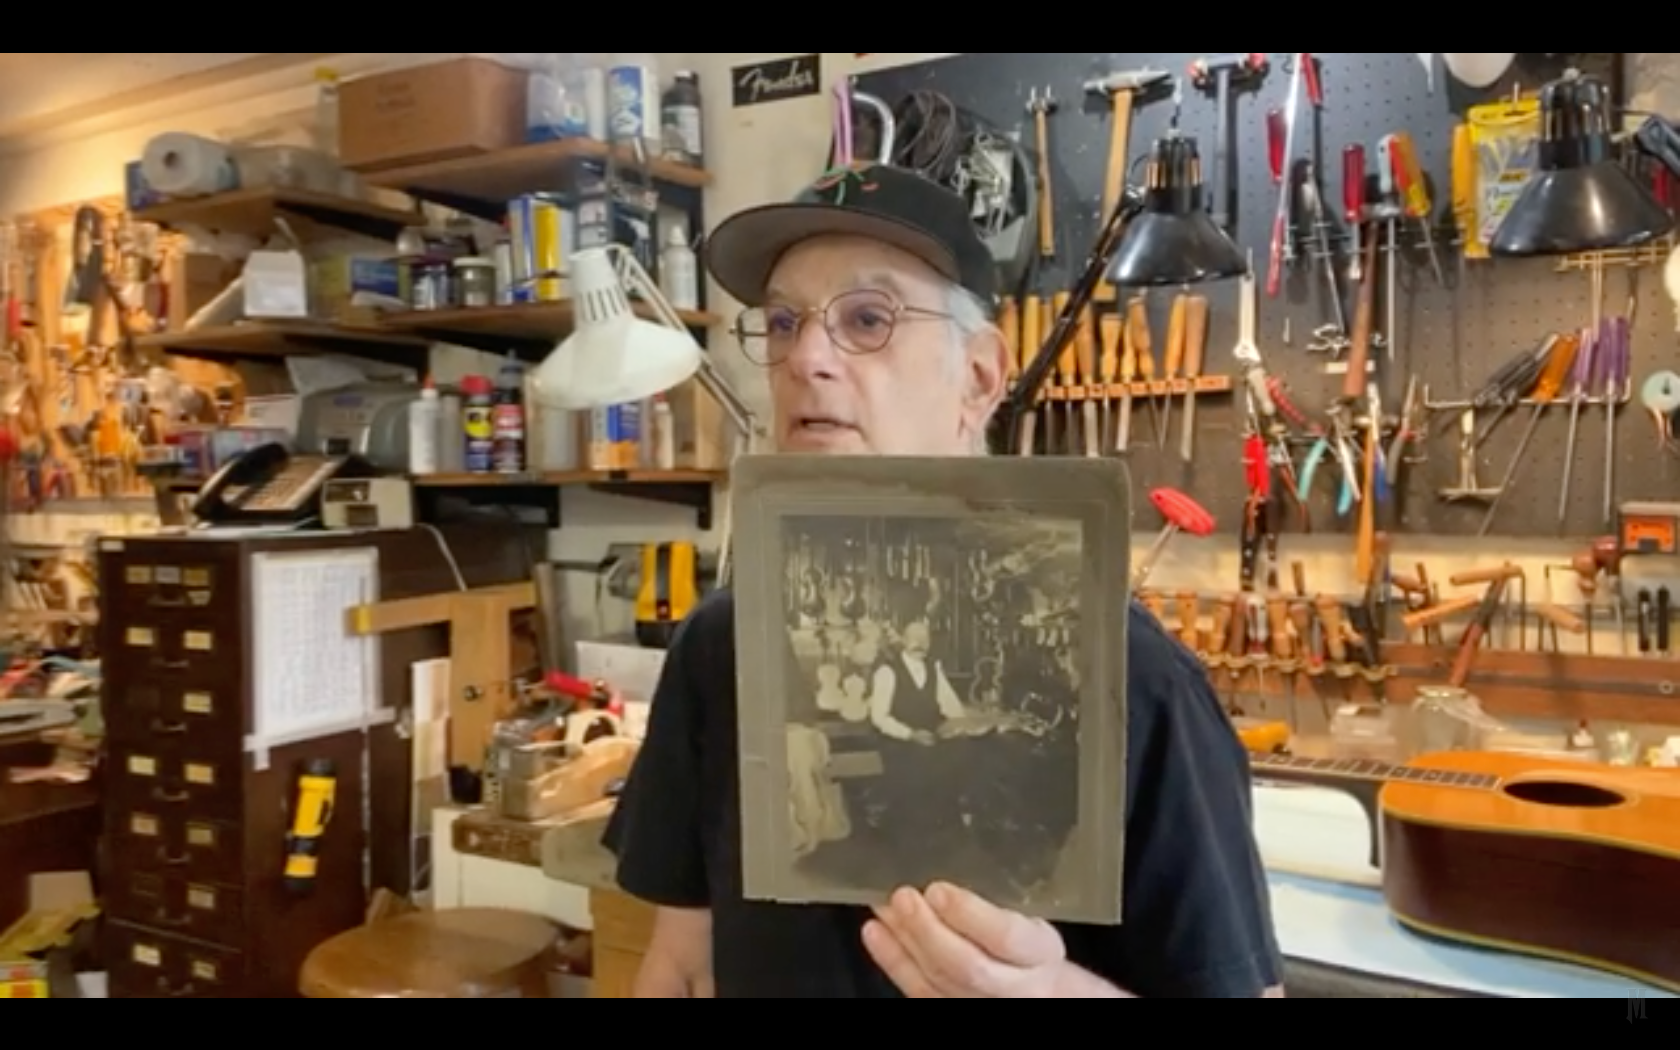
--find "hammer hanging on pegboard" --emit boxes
[1026,87,1058,260]
[1188,54,1269,232]
[1084,66,1168,301]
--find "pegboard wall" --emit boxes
[854,52,1675,540]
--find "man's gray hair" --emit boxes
[944,281,999,453]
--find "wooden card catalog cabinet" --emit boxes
[97,528,530,996]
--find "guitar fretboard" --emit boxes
[1250,752,1500,789]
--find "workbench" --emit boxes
[434,787,1675,998]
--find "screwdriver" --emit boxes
[1556,324,1597,523]
[1388,131,1445,284]
[1450,123,1482,261]
[1266,109,1287,184]
[1342,144,1366,280]
[1476,332,1579,536]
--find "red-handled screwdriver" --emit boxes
[1266,108,1286,183]
[1342,144,1366,281]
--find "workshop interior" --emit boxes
[1,51,1678,998]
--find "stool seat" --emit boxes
[300,908,557,997]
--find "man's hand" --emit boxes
[911,729,937,745]
[862,882,1066,996]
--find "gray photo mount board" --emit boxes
[731,453,1132,924]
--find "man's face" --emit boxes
[903,620,930,654]
[761,235,1006,455]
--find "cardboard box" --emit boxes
[339,58,528,172]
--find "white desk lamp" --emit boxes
[534,242,761,579]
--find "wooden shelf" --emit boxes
[136,321,428,359]
[362,138,709,214]
[412,469,721,488]
[412,469,722,528]
[134,187,420,240]
[380,301,718,354]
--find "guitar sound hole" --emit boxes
[1502,779,1624,809]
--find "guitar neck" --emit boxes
[1249,752,1501,792]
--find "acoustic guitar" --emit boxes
[1250,748,1680,994]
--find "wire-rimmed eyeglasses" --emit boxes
[730,288,951,365]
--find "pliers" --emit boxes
[1298,424,1360,516]
[1385,375,1422,486]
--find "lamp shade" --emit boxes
[1107,133,1247,287]
[1490,73,1674,256]
[533,247,702,409]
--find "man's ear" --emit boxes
[963,326,1009,416]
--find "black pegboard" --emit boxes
[854,52,1676,539]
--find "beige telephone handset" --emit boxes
[191,441,373,524]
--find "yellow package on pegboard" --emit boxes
[1463,97,1540,258]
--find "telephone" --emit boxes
[190,442,375,525]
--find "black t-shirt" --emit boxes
[604,590,1283,997]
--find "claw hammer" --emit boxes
[1188,54,1269,232]
[1085,67,1168,301]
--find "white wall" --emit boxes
[3,52,1674,653]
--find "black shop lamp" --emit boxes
[1490,71,1674,256]
[1107,130,1246,286]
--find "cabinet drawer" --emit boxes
[112,744,241,820]
[105,678,242,757]
[104,616,239,686]
[108,806,242,886]
[107,871,246,949]
[105,555,237,621]
[106,920,243,997]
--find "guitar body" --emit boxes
[1380,750,1680,993]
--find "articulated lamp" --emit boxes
[1107,130,1248,287]
[1490,71,1674,256]
[534,242,761,578]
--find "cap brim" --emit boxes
[704,202,961,306]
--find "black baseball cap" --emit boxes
[704,164,998,311]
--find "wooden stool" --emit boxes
[300,908,558,997]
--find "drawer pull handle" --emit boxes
[151,658,190,670]
[154,909,190,927]
[157,849,189,865]
[155,976,196,995]
[151,719,187,734]
[147,596,186,608]
[153,788,189,803]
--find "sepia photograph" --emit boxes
[731,455,1131,924]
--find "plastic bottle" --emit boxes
[408,378,440,474]
[314,67,340,156]
[650,393,675,469]
[461,374,494,473]
[528,53,606,142]
[660,225,698,311]
[438,388,464,472]
[660,71,703,165]
[491,354,526,473]
[608,53,660,154]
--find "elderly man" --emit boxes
[605,164,1282,997]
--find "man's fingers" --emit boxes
[874,888,1005,995]
[926,882,1063,967]
[862,919,941,997]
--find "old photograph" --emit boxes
[731,456,1131,924]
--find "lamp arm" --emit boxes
[1002,192,1143,452]
[603,243,762,447]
